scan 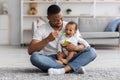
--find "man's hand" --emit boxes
[47,30,59,41]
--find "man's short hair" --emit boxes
[47,4,61,15]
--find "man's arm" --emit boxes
[28,38,50,55]
[65,43,85,52]
[28,31,59,55]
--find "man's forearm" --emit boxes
[75,44,85,51]
[65,43,85,52]
[28,38,50,55]
[74,44,85,51]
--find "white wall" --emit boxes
[0,0,20,45]
[0,0,120,45]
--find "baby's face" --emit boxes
[65,24,76,37]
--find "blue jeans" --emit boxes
[30,47,97,72]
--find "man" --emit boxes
[28,4,97,75]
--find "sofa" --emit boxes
[78,17,120,47]
[33,17,120,47]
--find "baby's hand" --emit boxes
[57,52,66,59]
[61,41,71,48]
[61,43,66,48]
[62,40,68,46]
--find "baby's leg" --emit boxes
[56,60,63,64]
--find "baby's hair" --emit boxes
[66,21,78,30]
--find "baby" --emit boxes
[56,21,90,64]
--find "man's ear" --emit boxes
[47,16,50,20]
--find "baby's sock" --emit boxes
[48,68,65,75]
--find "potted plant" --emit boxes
[66,8,72,15]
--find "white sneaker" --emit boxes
[75,67,86,74]
[48,68,54,76]
[48,68,65,76]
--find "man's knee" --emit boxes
[88,47,97,60]
[30,52,40,64]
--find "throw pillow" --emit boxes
[105,18,120,32]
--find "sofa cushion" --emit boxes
[86,38,119,45]
[79,18,115,32]
[81,32,119,38]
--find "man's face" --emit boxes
[48,12,63,29]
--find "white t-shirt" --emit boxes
[33,21,81,55]
[57,34,90,55]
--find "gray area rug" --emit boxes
[0,68,120,80]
